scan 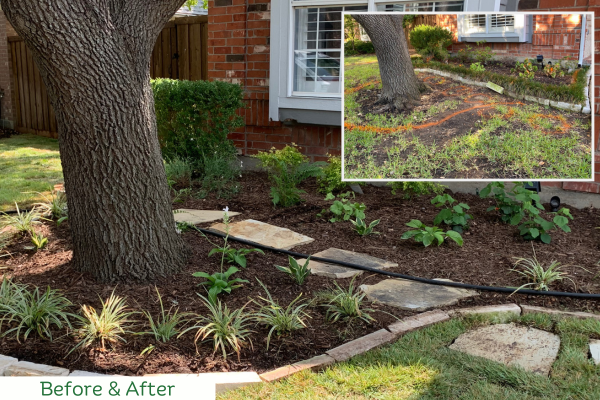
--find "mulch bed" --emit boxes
[447,59,575,86]
[1,172,600,375]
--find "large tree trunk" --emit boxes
[2,0,190,281]
[352,14,429,111]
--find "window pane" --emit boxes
[435,1,463,11]
[466,14,486,32]
[490,14,515,32]
[293,5,366,95]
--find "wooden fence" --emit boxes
[8,15,208,138]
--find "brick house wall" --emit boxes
[0,12,14,129]
[436,14,584,61]
[207,0,340,161]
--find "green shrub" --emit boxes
[409,25,453,62]
[473,41,494,64]
[198,153,241,199]
[254,145,325,207]
[152,79,244,173]
[470,62,485,72]
[164,157,193,188]
[344,40,375,56]
[389,182,447,199]
[317,155,348,194]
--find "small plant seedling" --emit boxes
[401,220,463,247]
[30,232,48,250]
[193,267,249,304]
[431,194,472,232]
[470,62,485,72]
[351,217,380,236]
[276,256,311,285]
[209,247,264,269]
[319,192,366,222]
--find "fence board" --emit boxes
[10,15,209,138]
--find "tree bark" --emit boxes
[2,0,190,281]
[352,14,429,111]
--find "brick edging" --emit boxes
[414,68,589,114]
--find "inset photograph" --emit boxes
[343,13,593,180]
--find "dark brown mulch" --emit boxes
[1,172,600,375]
[448,59,575,86]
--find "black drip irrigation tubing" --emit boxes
[195,226,600,300]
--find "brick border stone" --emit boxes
[449,303,521,317]
[520,304,600,321]
[388,310,450,336]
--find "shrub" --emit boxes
[164,157,193,189]
[389,182,447,199]
[151,79,244,173]
[1,286,76,342]
[317,155,348,194]
[470,62,485,73]
[409,25,453,62]
[456,45,473,63]
[473,41,494,64]
[198,153,241,199]
[344,40,375,56]
[71,291,137,352]
[182,295,253,361]
[251,280,310,349]
[401,219,463,247]
[254,145,325,207]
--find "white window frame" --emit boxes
[457,14,528,42]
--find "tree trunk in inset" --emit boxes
[2,0,190,281]
[352,14,429,111]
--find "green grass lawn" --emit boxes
[219,312,600,399]
[0,134,63,212]
[344,55,592,180]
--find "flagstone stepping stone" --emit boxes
[360,278,477,311]
[590,339,600,365]
[449,323,560,375]
[209,219,314,250]
[295,248,397,279]
[174,209,240,225]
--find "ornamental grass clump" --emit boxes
[316,278,376,325]
[141,287,192,343]
[181,295,253,361]
[71,290,137,353]
[510,247,582,293]
[251,280,310,349]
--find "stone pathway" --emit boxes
[209,219,314,250]
[360,278,478,311]
[449,323,560,375]
[174,209,240,225]
[295,248,397,279]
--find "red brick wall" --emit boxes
[518,0,599,193]
[0,12,14,128]
[207,0,341,161]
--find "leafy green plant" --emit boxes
[276,256,311,285]
[317,155,348,194]
[251,280,310,350]
[316,278,376,325]
[140,287,191,343]
[152,79,243,173]
[320,191,366,223]
[510,248,578,292]
[1,286,76,342]
[511,59,538,80]
[480,182,573,243]
[473,41,494,64]
[181,295,253,361]
[172,187,192,203]
[254,145,325,207]
[401,220,463,247]
[193,267,248,304]
[389,182,447,200]
[30,232,48,250]
[351,217,380,236]
[1,204,41,235]
[409,25,453,62]
[198,152,241,199]
[71,291,137,353]
[431,194,472,232]
[164,157,193,189]
[543,63,565,79]
[209,246,264,269]
[470,62,485,72]
[457,44,474,63]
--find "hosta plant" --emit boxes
[193,267,249,304]
[351,217,380,236]
[431,194,472,232]
[276,256,311,285]
[30,232,48,250]
[401,220,463,247]
[208,247,264,269]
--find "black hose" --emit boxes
[194,226,600,300]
